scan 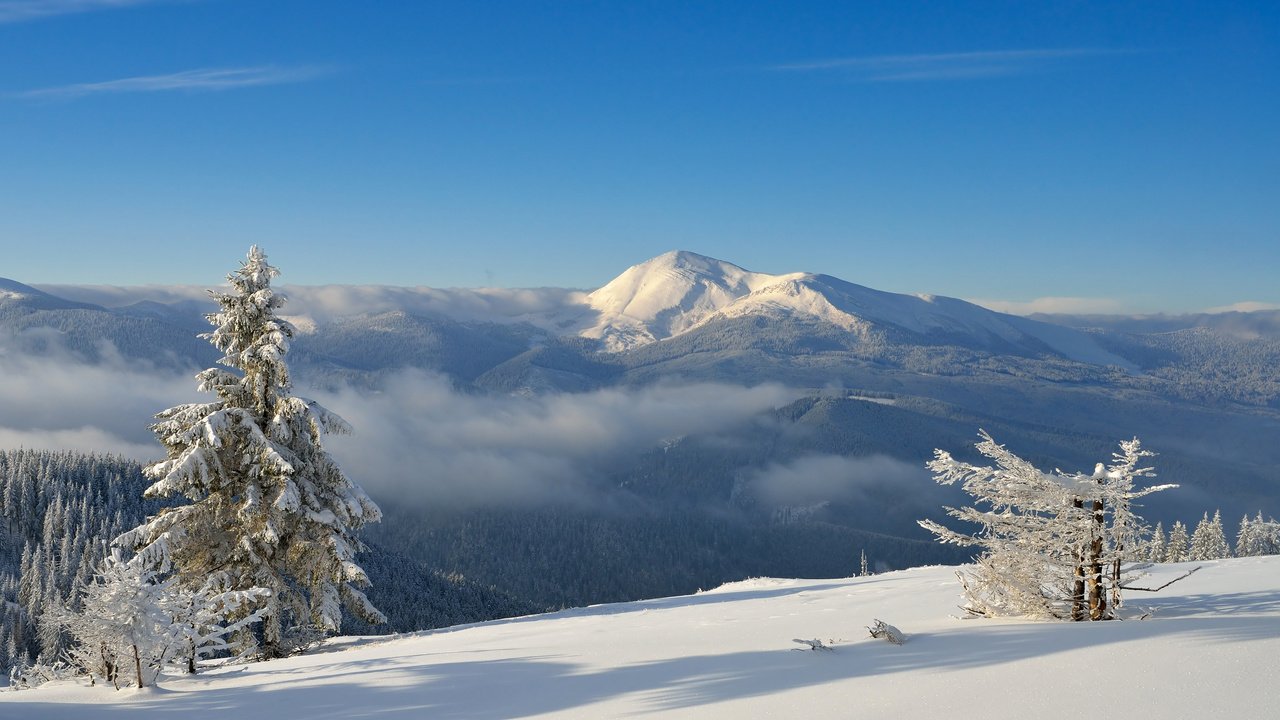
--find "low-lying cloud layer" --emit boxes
[317,372,797,507]
[284,285,587,324]
[0,337,199,459]
[37,283,1280,334]
[35,283,589,325]
[0,339,797,508]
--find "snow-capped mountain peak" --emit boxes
[572,252,1133,368]
[580,251,806,350]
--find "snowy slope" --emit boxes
[0,277,39,299]
[0,277,100,311]
[6,557,1278,718]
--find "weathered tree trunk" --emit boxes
[133,643,143,689]
[261,639,286,659]
[1072,557,1087,620]
[1088,499,1108,620]
[1111,557,1123,609]
[102,642,118,690]
[1111,497,1127,609]
[1072,499,1087,621]
[260,607,285,659]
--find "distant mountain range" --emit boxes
[20,250,1277,378]
[3,251,1279,608]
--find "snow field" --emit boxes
[4,557,1277,719]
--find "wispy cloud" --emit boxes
[0,0,167,24]
[773,48,1124,82]
[970,296,1127,316]
[1202,301,1280,314]
[16,65,330,100]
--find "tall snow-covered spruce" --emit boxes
[119,246,384,657]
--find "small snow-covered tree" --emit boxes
[919,431,1173,620]
[54,553,270,687]
[1236,512,1280,557]
[1189,510,1232,560]
[1164,522,1190,563]
[1146,522,1167,563]
[54,553,171,689]
[1235,514,1256,556]
[167,574,271,673]
[119,247,384,658]
[1257,517,1280,555]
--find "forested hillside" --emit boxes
[0,450,534,674]
[0,451,165,674]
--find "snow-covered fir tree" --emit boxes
[919,431,1173,620]
[1146,522,1167,563]
[1234,514,1255,556]
[1189,511,1232,561]
[119,246,384,657]
[1236,512,1280,557]
[1252,515,1280,555]
[1165,521,1191,563]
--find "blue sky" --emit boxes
[1,1,1276,314]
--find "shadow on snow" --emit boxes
[6,588,1279,719]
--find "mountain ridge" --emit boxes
[0,276,103,312]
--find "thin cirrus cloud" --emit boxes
[0,0,167,24]
[17,65,330,100]
[772,48,1125,82]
